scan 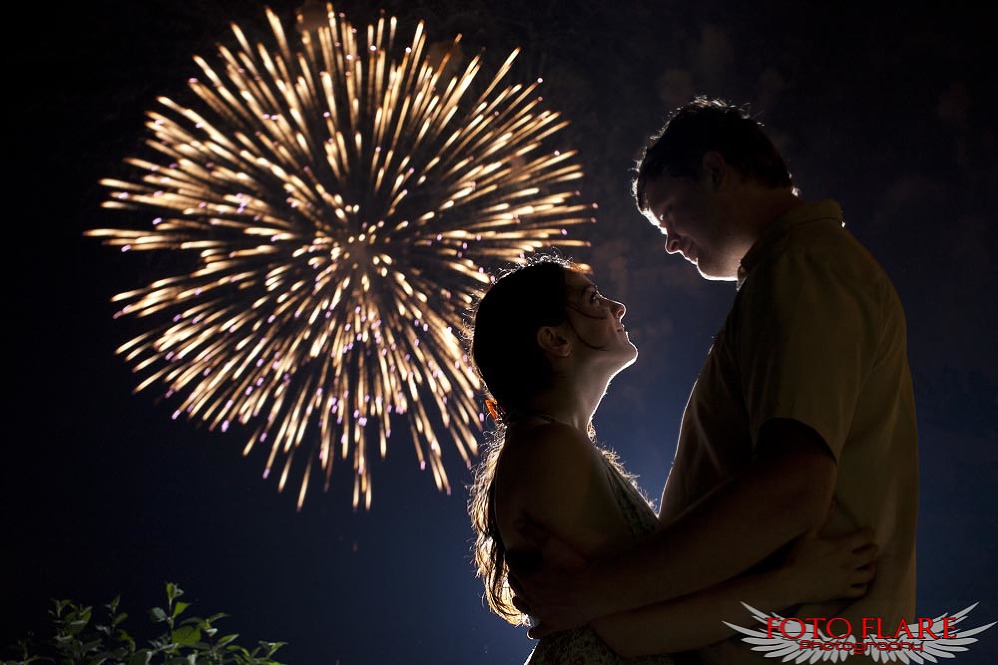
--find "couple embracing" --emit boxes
[467,97,918,664]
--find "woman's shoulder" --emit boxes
[495,419,637,560]
[499,418,596,474]
[495,419,611,515]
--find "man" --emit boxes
[514,97,918,663]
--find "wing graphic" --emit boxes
[723,602,996,663]
[723,602,852,662]
[865,602,996,663]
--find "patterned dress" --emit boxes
[522,453,678,665]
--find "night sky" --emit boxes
[6,1,997,664]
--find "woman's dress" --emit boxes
[523,453,678,665]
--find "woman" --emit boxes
[467,255,876,663]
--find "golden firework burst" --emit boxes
[86,4,592,510]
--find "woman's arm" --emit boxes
[496,422,635,564]
[520,419,840,638]
[497,419,875,658]
[590,526,877,658]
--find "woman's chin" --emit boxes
[617,346,639,371]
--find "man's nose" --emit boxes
[665,237,682,254]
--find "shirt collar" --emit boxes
[736,199,845,289]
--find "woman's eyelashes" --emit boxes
[586,289,612,316]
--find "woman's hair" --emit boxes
[471,256,574,417]
[466,254,643,625]
[467,254,573,624]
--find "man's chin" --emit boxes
[696,261,738,281]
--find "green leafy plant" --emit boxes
[3,582,286,665]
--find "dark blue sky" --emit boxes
[6,1,996,663]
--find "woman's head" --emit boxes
[471,256,573,418]
[468,254,636,625]
[471,255,637,420]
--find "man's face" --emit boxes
[642,174,740,280]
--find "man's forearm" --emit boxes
[592,567,802,658]
[588,439,836,616]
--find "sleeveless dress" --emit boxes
[522,452,678,665]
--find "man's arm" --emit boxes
[592,524,875,658]
[520,418,837,638]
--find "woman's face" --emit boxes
[562,269,638,369]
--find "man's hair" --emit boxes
[632,96,793,211]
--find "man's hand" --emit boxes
[508,517,601,639]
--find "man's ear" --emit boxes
[701,151,730,191]
[536,325,572,357]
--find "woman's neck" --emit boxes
[522,382,603,434]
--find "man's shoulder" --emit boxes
[735,221,906,330]
[754,220,890,287]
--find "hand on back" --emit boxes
[508,517,595,639]
[783,505,878,603]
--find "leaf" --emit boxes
[66,606,93,634]
[106,595,121,614]
[66,618,90,635]
[259,641,287,657]
[116,627,136,651]
[172,601,190,618]
[149,607,168,623]
[128,649,152,665]
[171,625,201,647]
[165,582,184,603]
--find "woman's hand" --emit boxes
[783,525,878,604]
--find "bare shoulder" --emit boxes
[494,420,631,558]
[498,419,596,481]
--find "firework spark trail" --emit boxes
[87,4,593,510]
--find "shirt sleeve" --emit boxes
[735,246,884,459]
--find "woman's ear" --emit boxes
[536,325,572,357]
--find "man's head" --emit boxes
[633,97,796,280]
[633,97,793,208]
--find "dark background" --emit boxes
[5,1,997,663]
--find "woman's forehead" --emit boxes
[563,269,595,289]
